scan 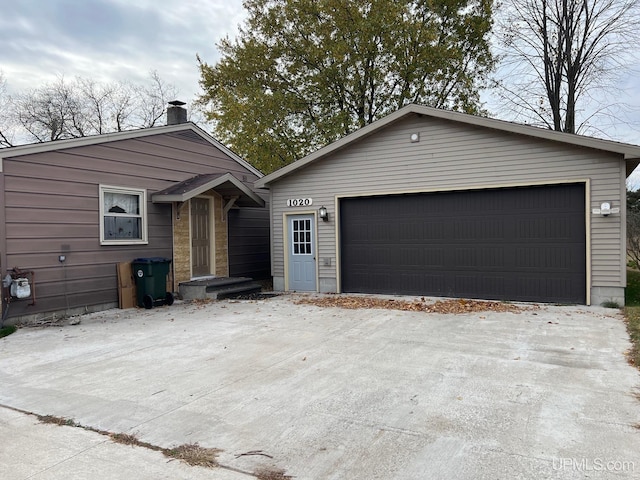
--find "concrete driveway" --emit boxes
[0,294,639,479]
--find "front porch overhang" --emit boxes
[151,173,265,208]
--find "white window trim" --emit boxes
[99,185,148,245]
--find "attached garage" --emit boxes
[339,183,586,304]
[256,104,640,306]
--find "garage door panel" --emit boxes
[340,184,586,304]
[453,246,507,269]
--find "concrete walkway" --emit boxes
[0,295,639,479]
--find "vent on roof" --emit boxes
[173,130,210,145]
[167,100,187,125]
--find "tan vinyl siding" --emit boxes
[1,130,261,319]
[270,114,625,290]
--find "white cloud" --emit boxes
[0,0,247,102]
[2,0,640,185]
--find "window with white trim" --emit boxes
[99,185,148,245]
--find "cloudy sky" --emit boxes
[2,0,640,183]
[0,0,246,104]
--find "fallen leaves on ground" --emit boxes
[294,295,526,314]
[164,443,222,468]
[254,467,293,480]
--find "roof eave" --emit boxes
[0,123,196,160]
[627,158,640,178]
[256,104,640,187]
[255,108,408,188]
[152,173,265,208]
[0,123,264,179]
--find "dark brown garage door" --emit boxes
[339,183,586,304]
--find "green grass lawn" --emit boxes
[0,325,17,338]
[624,269,640,368]
[626,268,640,306]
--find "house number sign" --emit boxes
[286,198,313,207]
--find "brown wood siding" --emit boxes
[0,173,6,316]
[270,114,625,294]
[1,130,262,319]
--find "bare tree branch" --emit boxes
[0,72,15,147]
[494,0,640,134]
[133,70,179,128]
[3,72,181,145]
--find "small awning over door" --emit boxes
[151,173,265,208]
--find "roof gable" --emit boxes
[0,123,263,178]
[151,173,264,207]
[256,104,640,187]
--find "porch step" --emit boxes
[212,283,263,300]
[179,277,262,301]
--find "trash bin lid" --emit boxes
[132,257,171,263]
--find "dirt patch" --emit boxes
[294,295,530,314]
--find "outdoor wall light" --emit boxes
[319,205,329,222]
[410,132,420,143]
[591,202,620,217]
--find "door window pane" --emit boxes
[292,217,313,256]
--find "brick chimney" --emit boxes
[167,100,187,125]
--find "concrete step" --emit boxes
[179,277,261,301]
[184,277,253,288]
[214,283,263,300]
